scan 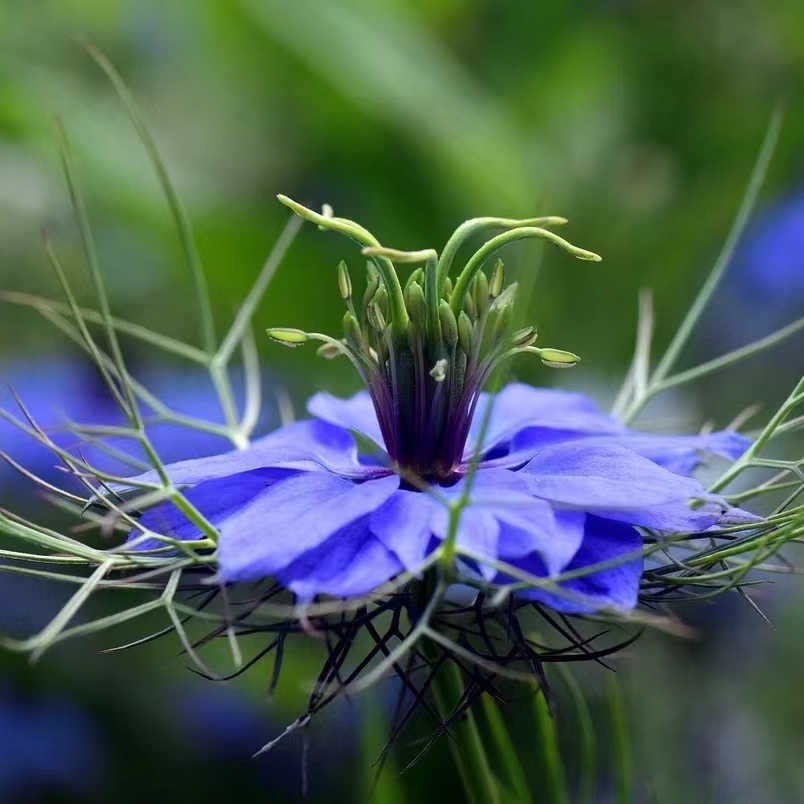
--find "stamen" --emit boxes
[271,197,597,480]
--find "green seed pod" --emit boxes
[336,261,352,301]
[457,310,474,356]
[439,300,459,349]
[539,348,581,368]
[489,259,505,299]
[473,270,489,312]
[442,276,453,300]
[266,328,308,347]
[343,311,362,345]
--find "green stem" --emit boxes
[428,653,501,804]
[534,690,569,804]
[608,675,632,804]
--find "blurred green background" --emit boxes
[0,0,802,801]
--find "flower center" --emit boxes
[268,197,600,482]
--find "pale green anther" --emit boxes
[463,292,476,321]
[489,259,505,299]
[362,246,441,341]
[336,261,352,301]
[404,267,425,295]
[374,286,389,318]
[492,305,512,344]
[405,281,426,328]
[316,341,343,359]
[439,300,459,348]
[538,347,581,368]
[362,267,380,314]
[367,298,386,331]
[266,327,308,347]
[343,311,362,344]
[511,326,538,347]
[429,358,448,382]
[490,281,518,312]
[473,270,489,312]
[458,310,474,355]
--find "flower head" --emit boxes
[125,199,751,615]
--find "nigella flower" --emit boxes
[122,198,751,614]
[708,189,804,352]
[1,358,270,489]
[731,189,804,303]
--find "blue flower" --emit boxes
[711,190,804,347]
[122,201,752,615]
[126,384,749,613]
[1,358,270,486]
[732,190,804,301]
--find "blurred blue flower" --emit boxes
[711,190,804,350]
[0,358,269,488]
[732,190,804,303]
[0,682,103,797]
[126,383,750,614]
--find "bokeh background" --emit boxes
[1,1,802,801]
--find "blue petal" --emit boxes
[497,510,586,574]
[513,516,642,613]
[479,423,750,477]
[117,419,379,490]
[591,500,726,532]
[217,472,400,582]
[370,490,437,571]
[279,516,403,600]
[128,468,293,551]
[440,470,584,576]
[369,486,476,574]
[561,430,751,477]
[465,383,750,476]
[370,470,582,580]
[521,441,717,510]
[465,383,623,460]
[307,391,386,453]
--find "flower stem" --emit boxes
[427,651,501,804]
